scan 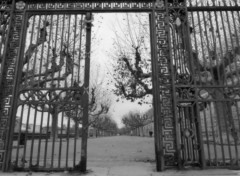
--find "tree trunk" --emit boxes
[75,121,79,139]
[51,110,58,140]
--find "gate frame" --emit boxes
[0,0,186,172]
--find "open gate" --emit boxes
[168,0,240,169]
[0,1,93,171]
[1,0,240,172]
[10,11,92,171]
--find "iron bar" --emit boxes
[214,100,226,165]
[195,100,205,168]
[74,14,84,167]
[51,110,57,169]
[224,101,233,167]
[65,14,72,169]
[149,10,164,171]
[36,14,48,167]
[58,111,64,168]
[190,105,197,163]
[234,100,240,165]
[29,14,42,167]
[15,105,25,167]
[79,12,92,172]
[43,14,54,168]
[66,110,71,169]
[51,14,60,170]
[36,106,44,166]
[43,107,51,168]
[22,106,31,168]
[208,101,218,166]
[73,108,78,167]
[29,105,39,166]
[202,104,211,165]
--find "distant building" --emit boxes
[14,117,30,133]
[42,126,51,134]
[28,124,41,133]
[42,126,67,135]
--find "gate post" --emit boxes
[150,6,164,172]
[0,0,26,171]
[0,0,16,171]
[79,12,92,172]
[151,0,179,171]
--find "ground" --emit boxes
[87,136,155,167]
[4,136,240,176]
[11,135,154,168]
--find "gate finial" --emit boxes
[155,0,164,8]
[16,1,26,10]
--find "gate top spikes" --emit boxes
[21,0,154,2]
[14,0,184,4]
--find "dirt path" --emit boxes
[87,136,155,167]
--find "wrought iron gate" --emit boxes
[168,0,240,169]
[1,0,240,173]
[10,12,93,171]
[0,0,93,171]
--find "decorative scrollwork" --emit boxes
[26,2,154,10]
[176,87,196,99]
[18,88,85,105]
[155,9,177,164]
[0,0,11,10]
[168,0,185,7]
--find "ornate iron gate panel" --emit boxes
[165,1,203,168]
[10,11,91,171]
[0,0,174,172]
[169,0,240,169]
[151,7,177,168]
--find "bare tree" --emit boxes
[122,111,150,131]
[65,85,110,138]
[110,13,152,105]
[92,115,118,136]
